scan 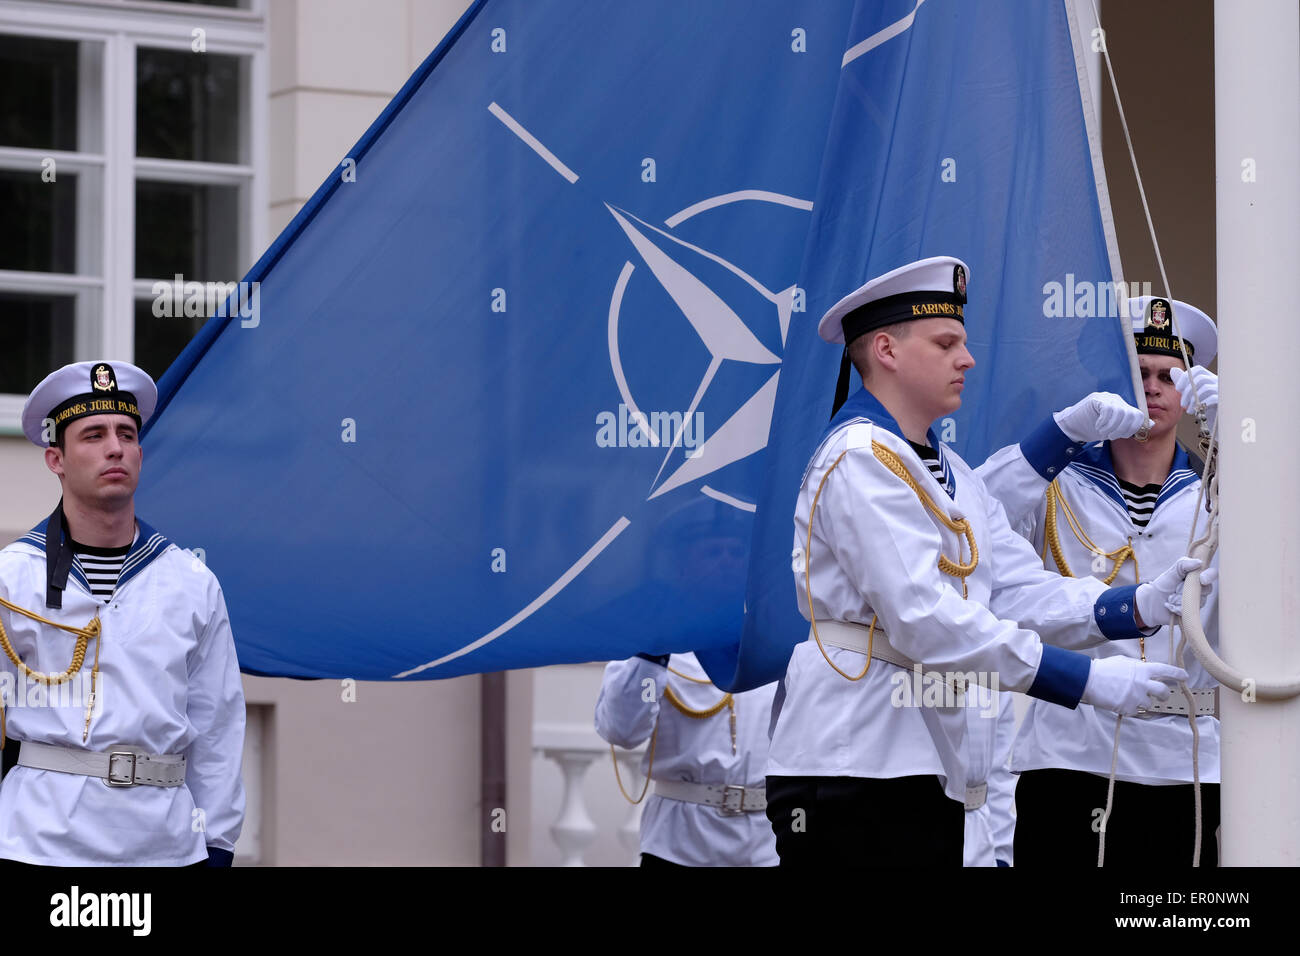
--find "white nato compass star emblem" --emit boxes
[395,104,809,678]
[605,191,808,510]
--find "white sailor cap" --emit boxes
[21,360,157,446]
[818,255,970,345]
[1125,296,1217,367]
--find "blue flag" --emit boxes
[139,0,1133,686]
[139,0,856,680]
[732,0,1136,690]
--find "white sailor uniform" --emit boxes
[0,517,246,866]
[767,388,1151,860]
[595,652,778,867]
[977,417,1220,863]
[907,442,1018,866]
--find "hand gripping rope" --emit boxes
[805,441,977,682]
[1086,0,1300,865]
[0,596,103,747]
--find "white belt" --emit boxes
[653,780,767,814]
[812,619,918,669]
[17,741,186,788]
[811,622,989,811]
[812,620,980,692]
[1136,687,1219,719]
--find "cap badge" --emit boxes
[91,363,117,392]
[1148,298,1170,331]
[953,264,967,299]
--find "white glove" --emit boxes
[1171,366,1218,434]
[1053,391,1148,443]
[1080,656,1188,716]
[1135,557,1218,627]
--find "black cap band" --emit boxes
[47,391,142,439]
[1134,334,1194,363]
[842,291,965,346]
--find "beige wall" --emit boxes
[0,439,60,545]
[242,666,532,866]
[1102,0,1216,331]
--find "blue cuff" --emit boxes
[996,859,1010,868]
[1020,415,1086,480]
[634,652,670,667]
[205,847,234,867]
[1094,585,1148,641]
[1026,645,1090,709]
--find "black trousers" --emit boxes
[766,774,963,866]
[1014,768,1220,867]
[640,852,686,868]
[0,858,209,868]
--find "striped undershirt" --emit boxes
[72,536,134,603]
[908,440,947,485]
[1117,479,1162,529]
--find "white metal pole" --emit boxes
[1215,0,1300,866]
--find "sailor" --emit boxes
[976,295,1221,866]
[765,257,1205,866]
[0,361,245,866]
[594,496,777,867]
[596,651,778,867]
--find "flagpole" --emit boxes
[1214,0,1300,865]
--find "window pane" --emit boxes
[0,169,77,273]
[136,48,242,164]
[0,35,79,151]
[134,297,203,383]
[0,293,75,395]
[135,179,239,281]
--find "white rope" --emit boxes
[1085,0,1217,867]
[1179,412,1300,698]
[1086,0,1208,418]
[1138,0,1300,696]
[1083,1,1300,874]
[1098,713,1123,866]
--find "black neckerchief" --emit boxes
[830,348,852,419]
[43,499,74,610]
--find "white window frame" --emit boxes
[0,0,267,435]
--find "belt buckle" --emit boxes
[720,784,746,815]
[105,752,137,787]
[1203,687,1220,718]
